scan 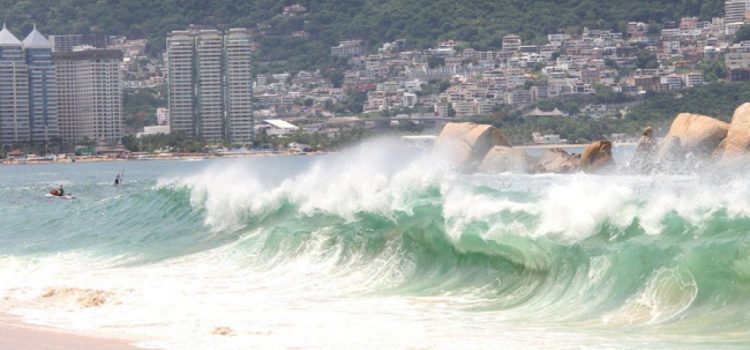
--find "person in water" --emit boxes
[114,174,121,185]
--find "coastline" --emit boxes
[0,150,325,166]
[0,313,147,350]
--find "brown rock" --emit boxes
[580,140,615,172]
[721,103,750,159]
[433,122,511,169]
[658,113,729,159]
[479,146,530,173]
[534,148,580,173]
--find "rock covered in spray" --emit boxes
[719,103,750,160]
[533,148,580,173]
[630,127,657,173]
[658,113,729,160]
[433,122,511,170]
[479,146,532,173]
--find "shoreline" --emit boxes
[0,150,325,166]
[0,313,147,350]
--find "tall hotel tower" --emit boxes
[167,27,254,145]
[0,24,30,145]
[23,25,59,143]
[53,49,123,144]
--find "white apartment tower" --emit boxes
[0,24,30,145]
[195,29,224,143]
[166,30,196,137]
[167,27,254,145]
[53,50,123,144]
[224,28,254,144]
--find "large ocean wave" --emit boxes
[2,138,750,349]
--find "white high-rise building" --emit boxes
[166,27,254,145]
[166,30,196,138]
[195,29,224,143]
[0,24,30,145]
[224,28,254,144]
[53,49,123,144]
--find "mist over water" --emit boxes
[2,137,750,349]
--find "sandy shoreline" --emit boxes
[0,313,147,350]
[0,150,322,165]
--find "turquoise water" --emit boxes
[1,138,750,349]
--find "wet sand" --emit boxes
[0,314,144,350]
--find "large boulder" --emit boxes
[479,146,531,173]
[533,148,580,173]
[433,122,511,169]
[630,127,657,173]
[580,140,615,173]
[658,113,729,160]
[720,103,750,159]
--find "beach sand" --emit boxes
[0,314,144,350]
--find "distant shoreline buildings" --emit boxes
[0,24,123,148]
[167,26,254,145]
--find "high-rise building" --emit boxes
[53,49,123,144]
[195,29,224,143]
[166,30,197,137]
[224,28,254,144]
[726,0,750,24]
[23,25,59,143]
[0,24,30,145]
[166,27,254,145]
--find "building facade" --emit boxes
[726,0,750,24]
[166,27,254,145]
[0,25,30,145]
[53,49,123,144]
[224,28,254,143]
[23,25,59,143]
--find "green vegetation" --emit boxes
[735,24,750,43]
[0,0,724,72]
[122,87,167,133]
[121,132,206,153]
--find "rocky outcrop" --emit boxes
[479,146,531,173]
[658,113,729,160]
[533,148,580,173]
[630,127,657,172]
[580,140,615,173]
[720,103,750,159]
[433,122,511,169]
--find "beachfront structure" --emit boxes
[167,27,254,145]
[23,25,59,144]
[0,24,30,145]
[53,49,123,144]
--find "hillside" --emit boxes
[0,0,724,72]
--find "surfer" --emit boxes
[49,185,64,196]
[114,170,123,185]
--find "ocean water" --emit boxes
[1,138,750,349]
